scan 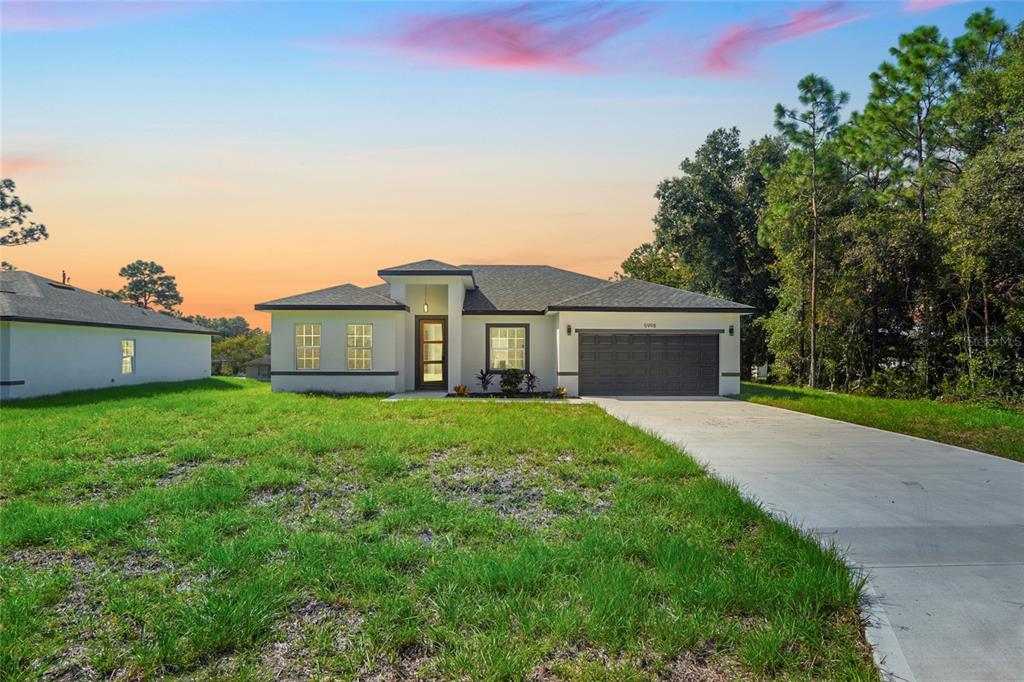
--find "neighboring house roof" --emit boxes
[461,265,607,314]
[254,283,408,311]
[0,270,214,335]
[377,259,474,277]
[548,278,756,313]
[255,264,755,315]
[244,354,271,367]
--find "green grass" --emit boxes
[739,382,1024,462]
[0,379,875,680]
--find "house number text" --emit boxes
[643,322,657,329]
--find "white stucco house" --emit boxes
[0,270,213,400]
[256,260,754,397]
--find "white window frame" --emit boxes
[347,323,373,370]
[295,323,321,370]
[121,339,135,375]
[487,324,528,372]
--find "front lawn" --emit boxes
[739,382,1024,462]
[1,379,874,680]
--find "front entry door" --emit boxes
[417,317,447,390]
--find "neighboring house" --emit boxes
[243,355,271,381]
[0,270,213,400]
[256,260,754,397]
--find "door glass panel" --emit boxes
[422,362,444,383]
[423,343,443,362]
[423,323,444,342]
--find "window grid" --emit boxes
[295,323,321,370]
[347,324,373,370]
[489,326,526,370]
[121,339,135,374]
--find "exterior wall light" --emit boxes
[728,324,735,336]
[566,324,572,336]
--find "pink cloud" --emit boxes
[1,155,63,175]
[370,2,655,74]
[904,0,965,12]
[698,2,866,76]
[1,1,197,33]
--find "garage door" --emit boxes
[578,333,719,396]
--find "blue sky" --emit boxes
[3,1,1022,322]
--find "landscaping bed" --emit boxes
[1,378,875,680]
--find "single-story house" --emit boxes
[255,260,754,397]
[0,270,213,400]
[243,354,271,381]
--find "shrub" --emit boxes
[454,384,470,397]
[500,369,524,396]
[523,371,539,394]
[476,369,495,392]
[552,386,567,399]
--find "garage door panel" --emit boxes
[579,332,719,396]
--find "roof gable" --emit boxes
[549,278,756,312]
[0,271,213,334]
[377,259,473,276]
[255,283,407,310]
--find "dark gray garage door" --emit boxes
[578,333,719,396]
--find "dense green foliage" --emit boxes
[98,260,183,314]
[740,382,1024,462]
[625,10,1023,401]
[0,379,874,679]
[0,178,49,271]
[185,315,255,338]
[211,332,269,375]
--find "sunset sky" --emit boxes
[3,0,1021,327]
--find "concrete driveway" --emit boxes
[587,396,1024,682]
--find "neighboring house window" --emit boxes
[347,324,372,370]
[487,325,527,371]
[121,339,135,374]
[295,323,321,370]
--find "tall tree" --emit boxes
[773,75,849,388]
[624,128,785,376]
[100,260,183,313]
[1,178,49,270]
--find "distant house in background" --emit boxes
[0,270,213,400]
[243,355,271,381]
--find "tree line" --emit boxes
[622,9,1023,402]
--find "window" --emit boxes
[347,323,372,370]
[295,323,321,370]
[121,339,135,374]
[487,325,527,371]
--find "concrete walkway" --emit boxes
[586,396,1024,682]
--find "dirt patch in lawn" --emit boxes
[528,644,747,681]
[260,598,365,679]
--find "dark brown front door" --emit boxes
[417,317,447,389]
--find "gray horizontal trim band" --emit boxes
[463,310,546,316]
[377,269,474,277]
[0,379,26,386]
[272,371,399,376]
[254,304,408,311]
[556,371,578,376]
[574,329,725,334]
[720,372,741,377]
[549,306,754,313]
[0,315,213,335]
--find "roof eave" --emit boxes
[254,303,409,311]
[545,306,756,314]
[461,309,547,316]
[0,315,215,335]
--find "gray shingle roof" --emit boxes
[548,278,756,312]
[460,265,607,313]
[256,265,754,314]
[0,270,213,334]
[255,283,407,310]
[377,259,473,276]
